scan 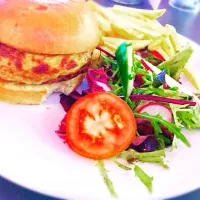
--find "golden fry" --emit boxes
[148,36,166,50]
[183,66,200,90]
[102,37,152,50]
[112,11,165,35]
[162,37,175,57]
[94,13,112,35]
[154,47,170,60]
[111,22,144,39]
[165,24,181,52]
[113,5,166,19]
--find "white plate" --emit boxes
[0,36,199,200]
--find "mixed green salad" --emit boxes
[56,42,200,197]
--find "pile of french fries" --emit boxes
[89,1,200,91]
[89,1,181,59]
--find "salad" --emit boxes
[56,42,200,196]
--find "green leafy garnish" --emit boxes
[170,104,200,129]
[120,149,168,168]
[96,160,118,197]
[150,120,162,136]
[177,111,200,130]
[132,86,189,99]
[109,80,123,96]
[169,86,178,91]
[170,136,178,152]
[112,157,131,170]
[134,112,190,147]
[145,55,162,64]
[149,119,171,148]
[158,44,193,80]
[134,164,153,193]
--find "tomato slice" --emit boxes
[65,92,137,160]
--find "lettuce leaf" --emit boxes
[86,68,112,92]
[112,157,132,170]
[96,160,117,197]
[120,149,168,168]
[134,164,153,193]
[158,45,193,80]
[170,104,200,130]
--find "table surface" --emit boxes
[0,0,200,200]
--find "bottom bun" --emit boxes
[0,74,84,105]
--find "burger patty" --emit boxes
[0,42,92,85]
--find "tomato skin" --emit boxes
[65,92,137,160]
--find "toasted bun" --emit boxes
[0,74,84,105]
[0,0,100,54]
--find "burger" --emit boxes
[0,0,100,104]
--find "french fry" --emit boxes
[88,1,114,21]
[152,20,168,32]
[112,11,165,35]
[100,45,116,56]
[94,13,112,35]
[88,1,106,17]
[183,66,200,90]
[113,5,166,20]
[91,49,102,68]
[92,49,101,61]
[111,18,162,39]
[154,47,170,60]
[162,37,175,57]
[111,7,151,21]
[103,42,117,52]
[102,37,152,50]
[148,36,166,50]
[165,24,181,52]
[111,22,144,39]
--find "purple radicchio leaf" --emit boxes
[160,125,174,145]
[55,114,67,140]
[69,91,83,100]
[86,68,112,93]
[60,94,76,113]
[134,74,145,88]
[136,118,154,135]
[129,135,158,152]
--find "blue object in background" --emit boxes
[110,0,143,6]
[0,0,200,200]
[169,0,200,13]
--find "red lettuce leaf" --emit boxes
[70,91,83,100]
[130,135,158,152]
[55,114,67,139]
[86,68,111,93]
[136,118,154,135]
[60,94,75,112]
[132,135,149,146]
[134,74,145,88]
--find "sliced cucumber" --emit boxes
[115,42,134,101]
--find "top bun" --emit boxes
[0,0,100,54]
